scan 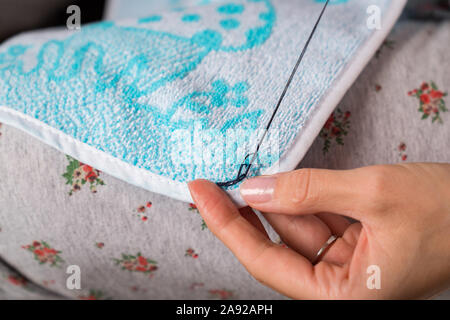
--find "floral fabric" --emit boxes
[0,20,449,300]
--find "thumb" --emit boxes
[239,167,382,222]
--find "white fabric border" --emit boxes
[0,106,192,203]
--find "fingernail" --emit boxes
[240,176,276,203]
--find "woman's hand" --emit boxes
[188,163,450,299]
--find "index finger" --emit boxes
[188,179,318,299]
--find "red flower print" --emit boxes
[323,114,334,130]
[113,253,158,277]
[79,290,109,300]
[376,39,395,58]
[95,242,104,249]
[135,202,152,221]
[397,143,408,162]
[34,249,44,257]
[189,203,197,210]
[190,282,205,290]
[8,275,27,287]
[188,203,208,230]
[22,241,64,267]
[43,247,58,255]
[375,84,382,92]
[430,89,444,100]
[82,165,93,172]
[85,171,98,183]
[319,108,351,154]
[420,94,431,104]
[209,289,233,300]
[42,280,56,287]
[63,156,105,195]
[185,248,199,259]
[409,81,448,123]
[331,126,341,136]
[129,286,148,293]
[138,255,148,266]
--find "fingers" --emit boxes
[240,207,269,238]
[240,167,381,221]
[315,213,352,236]
[262,213,332,262]
[188,179,319,299]
[320,222,362,266]
[262,212,355,265]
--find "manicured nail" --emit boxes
[240,176,276,203]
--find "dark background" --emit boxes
[0,0,105,43]
[0,0,448,44]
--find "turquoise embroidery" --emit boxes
[0,0,276,184]
[173,79,250,116]
[221,0,275,52]
[220,18,240,30]
[182,14,201,22]
[218,3,245,14]
[138,15,162,24]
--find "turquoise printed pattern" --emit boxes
[138,15,162,24]
[0,0,275,184]
[217,3,245,14]
[220,19,241,30]
[173,80,250,117]
[181,14,202,22]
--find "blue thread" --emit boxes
[315,0,348,4]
